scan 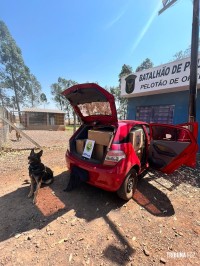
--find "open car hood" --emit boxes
[62,83,118,125]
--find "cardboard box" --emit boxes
[129,129,144,151]
[76,139,86,155]
[92,144,105,161]
[88,130,113,146]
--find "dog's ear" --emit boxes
[38,150,43,157]
[30,149,34,155]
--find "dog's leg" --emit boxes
[33,179,42,204]
[28,177,34,198]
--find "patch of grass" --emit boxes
[65,125,80,131]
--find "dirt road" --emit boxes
[0,130,199,265]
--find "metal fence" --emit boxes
[0,107,14,150]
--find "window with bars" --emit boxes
[136,105,175,124]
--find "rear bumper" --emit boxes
[65,150,129,191]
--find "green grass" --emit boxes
[65,125,80,131]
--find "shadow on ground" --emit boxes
[0,171,124,241]
[0,170,175,238]
[133,178,175,216]
[146,161,200,191]
[0,170,136,264]
[0,169,179,265]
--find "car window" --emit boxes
[177,129,191,142]
[151,125,191,142]
[152,126,176,141]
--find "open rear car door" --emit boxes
[149,122,198,174]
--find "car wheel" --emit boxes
[117,169,138,200]
[138,169,148,180]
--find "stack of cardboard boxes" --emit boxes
[129,128,144,160]
[75,129,113,161]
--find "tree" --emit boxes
[119,64,133,80]
[135,58,154,72]
[51,77,77,124]
[110,86,128,120]
[0,87,10,106]
[0,95,16,110]
[115,59,154,119]
[24,74,42,107]
[0,20,31,122]
[115,64,133,119]
[0,20,42,122]
[173,40,200,60]
[40,93,48,108]
[51,78,77,110]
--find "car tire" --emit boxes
[117,169,138,200]
[138,169,148,180]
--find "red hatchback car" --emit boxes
[62,83,198,200]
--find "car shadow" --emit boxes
[133,178,175,216]
[146,158,200,191]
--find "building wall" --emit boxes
[127,90,200,149]
[24,112,65,131]
[26,125,65,131]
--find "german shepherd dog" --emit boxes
[28,149,54,204]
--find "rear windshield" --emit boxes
[78,102,112,116]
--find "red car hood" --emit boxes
[62,83,118,125]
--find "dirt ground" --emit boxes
[0,130,199,266]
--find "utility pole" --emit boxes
[159,0,199,122]
[188,0,199,122]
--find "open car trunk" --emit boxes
[62,83,118,163]
[70,125,116,163]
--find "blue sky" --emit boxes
[0,0,194,109]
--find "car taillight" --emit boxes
[104,150,126,166]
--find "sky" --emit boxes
[0,0,194,109]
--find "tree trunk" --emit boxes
[11,70,22,123]
[31,91,34,107]
[68,114,70,125]
[9,57,23,123]
[66,109,70,125]
[14,89,22,123]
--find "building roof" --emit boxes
[23,108,65,114]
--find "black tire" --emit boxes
[117,169,138,200]
[138,169,148,180]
